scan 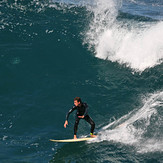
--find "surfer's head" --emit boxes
[74,97,82,106]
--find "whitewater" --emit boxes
[90,91,163,153]
[84,0,163,72]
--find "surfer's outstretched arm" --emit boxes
[64,106,76,128]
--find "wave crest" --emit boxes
[84,0,163,72]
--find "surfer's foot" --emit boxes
[91,134,97,138]
[74,135,77,139]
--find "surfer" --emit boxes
[64,97,96,139]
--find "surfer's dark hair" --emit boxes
[74,97,82,103]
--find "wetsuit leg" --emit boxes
[84,115,95,134]
[74,117,80,135]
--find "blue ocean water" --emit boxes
[0,0,163,162]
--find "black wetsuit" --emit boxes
[66,103,95,135]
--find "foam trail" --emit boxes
[91,92,163,153]
[85,0,163,72]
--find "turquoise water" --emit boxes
[0,0,163,162]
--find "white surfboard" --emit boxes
[50,137,95,142]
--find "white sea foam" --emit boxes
[85,0,163,72]
[91,91,163,153]
[96,22,163,72]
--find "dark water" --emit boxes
[0,0,163,162]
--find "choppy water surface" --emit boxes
[0,0,163,162]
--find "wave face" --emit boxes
[0,0,163,163]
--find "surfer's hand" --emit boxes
[64,120,68,128]
[78,116,84,118]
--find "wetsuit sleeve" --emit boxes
[83,103,88,117]
[66,106,76,121]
